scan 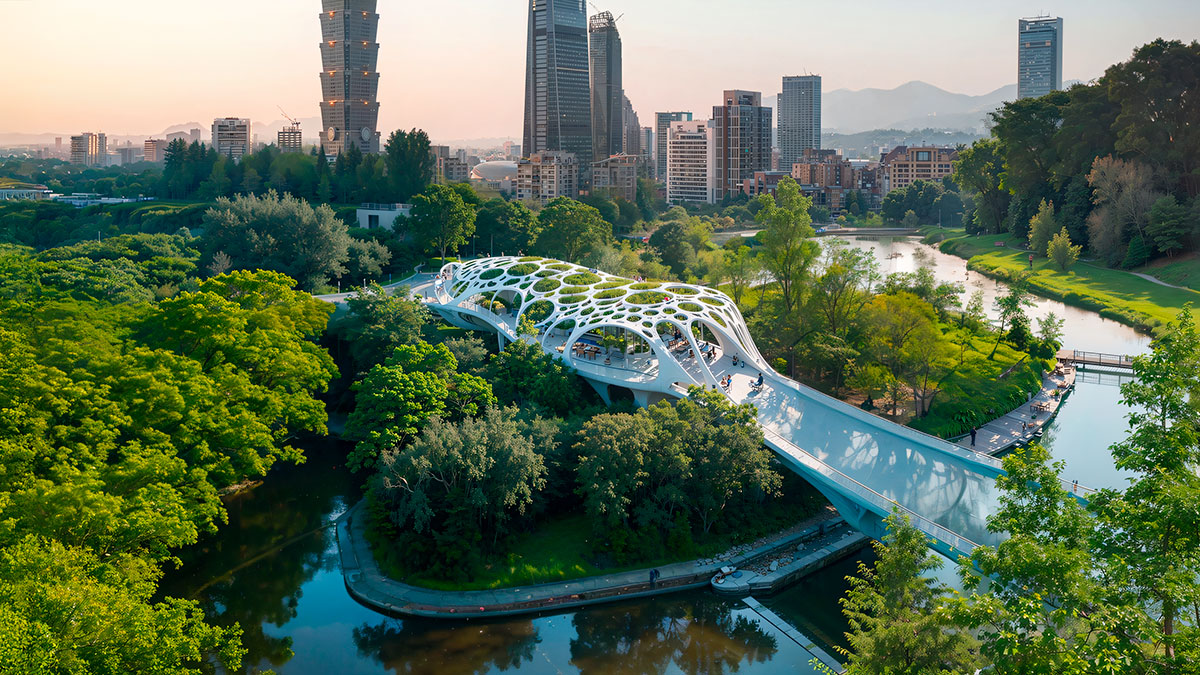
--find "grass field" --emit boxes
[927,227,1200,335]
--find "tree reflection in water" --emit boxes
[158,439,360,674]
[569,595,778,675]
[352,619,541,674]
[352,593,777,675]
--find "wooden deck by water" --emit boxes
[956,363,1078,460]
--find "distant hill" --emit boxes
[823,81,1016,133]
[823,128,987,160]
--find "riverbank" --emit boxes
[955,361,1078,458]
[923,227,1200,335]
[337,500,859,619]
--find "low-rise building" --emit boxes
[517,152,579,205]
[881,145,958,192]
[0,180,51,201]
[356,203,412,230]
[436,156,471,184]
[592,153,638,203]
[144,139,168,163]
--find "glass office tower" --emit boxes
[589,11,623,163]
[1017,16,1063,99]
[523,0,592,174]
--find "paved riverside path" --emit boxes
[337,501,841,619]
[954,364,1079,459]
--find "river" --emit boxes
[160,439,854,674]
[162,236,1145,672]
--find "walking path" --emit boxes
[955,361,1078,460]
[336,500,845,619]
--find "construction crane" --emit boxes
[587,3,623,23]
[278,107,301,129]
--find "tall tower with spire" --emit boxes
[319,0,381,156]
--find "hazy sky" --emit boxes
[3,0,1199,142]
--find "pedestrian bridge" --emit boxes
[421,257,1022,560]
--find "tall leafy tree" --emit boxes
[331,283,431,371]
[1091,308,1200,669]
[835,512,981,675]
[474,199,540,257]
[406,184,476,265]
[953,139,1011,234]
[202,190,353,290]
[1027,199,1058,257]
[754,176,819,314]
[532,197,611,263]
[384,128,435,202]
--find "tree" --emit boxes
[331,283,431,370]
[648,219,696,277]
[202,190,351,291]
[488,340,585,416]
[474,199,539,256]
[720,245,758,307]
[903,322,955,417]
[989,279,1034,358]
[901,209,920,229]
[371,406,548,575]
[532,197,611,263]
[1047,227,1082,272]
[407,184,476,265]
[836,512,981,675]
[755,176,819,313]
[1147,195,1192,257]
[953,139,1011,234]
[1026,199,1057,258]
[0,537,245,674]
[345,341,494,472]
[954,445,1140,673]
[383,128,435,202]
[1086,156,1162,266]
[1090,308,1200,668]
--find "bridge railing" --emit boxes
[759,426,982,555]
[1071,350,1135,368]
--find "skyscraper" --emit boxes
[1017,16,1063,99]
[711,90,772,200]
[622,95,641,158]
[655,112,692,181]
[523,0,592,172]
[778,75,821,170]
[70,132,106,167]
[589,11,623,163]
[667,120,713,204]
[319,0,382,156]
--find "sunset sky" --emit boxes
[3,0,1199,142]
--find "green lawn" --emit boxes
[1140,252,1200,292]
[931,228,1200,335]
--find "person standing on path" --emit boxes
[970,427,977,447]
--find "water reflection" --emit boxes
[352,619,541,674]
[159,439,361,673]
[568,595,778,675]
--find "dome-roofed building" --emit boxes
[470,161,519,193]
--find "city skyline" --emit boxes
[3,0,1199,140]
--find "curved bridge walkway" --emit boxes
[402,270,1085,561]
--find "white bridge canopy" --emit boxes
[426,256,1019,558]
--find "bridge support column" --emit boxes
[586,379,612,405]
[632,389,652,408]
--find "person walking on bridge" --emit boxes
[970,427,977,447]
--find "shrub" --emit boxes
[564,272,602,285]
[533,279,561,293]
[627,291,669,305]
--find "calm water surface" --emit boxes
[161,440,849,674]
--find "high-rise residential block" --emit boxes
[212,118,252,162]
[640,127,654,169]
[589,11,623,163]
[517,151,579,205]
[524,0,592,178]
[880,145,958,192]
[1018,16,1063,99]
[143,139,167,163]
[592,153,638,203]
[655,112,692,181]
[319,0,382,156]
[711,90,772,200]
[278,123,304,153]
[69,132,107,166]
[778,75,821,169]
[666,120,713,204]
